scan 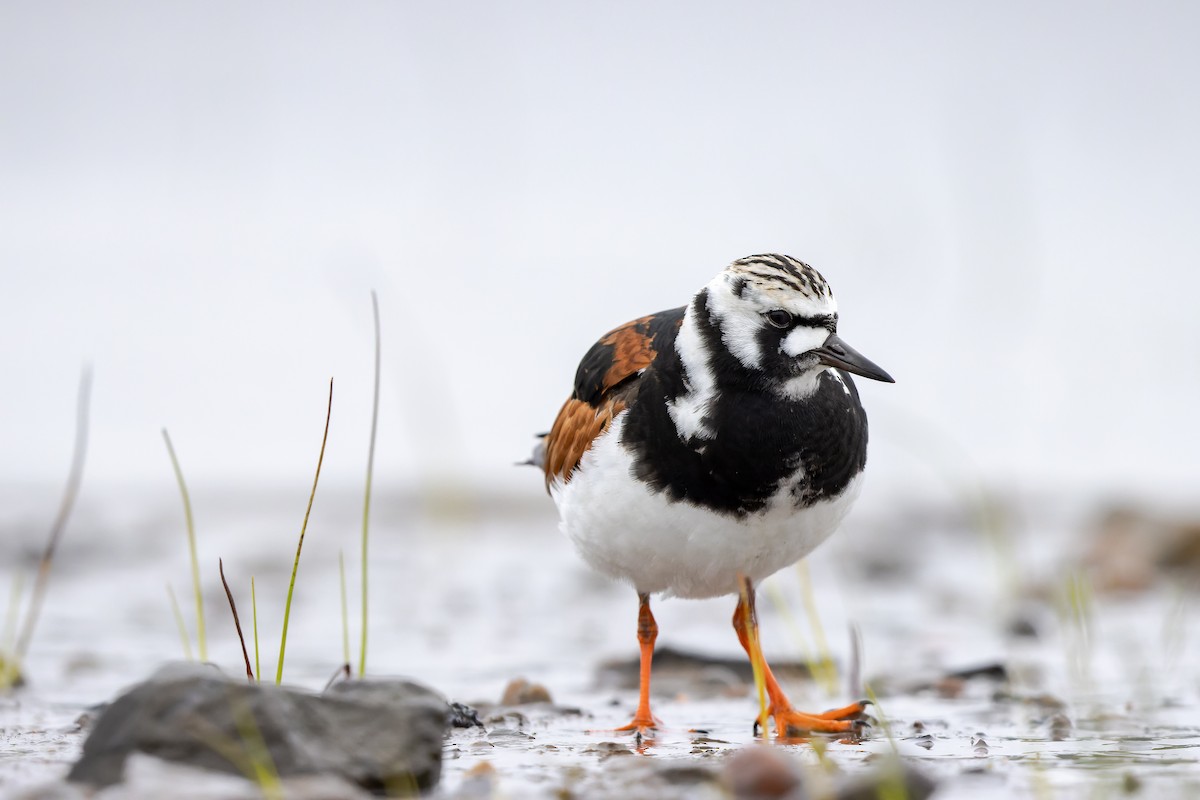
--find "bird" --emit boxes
[536,253,894,742]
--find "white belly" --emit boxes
[551,414,862,599]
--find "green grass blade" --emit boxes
[764,580,817,687]
[276,378,334,685]
[3,573,24,657]
[863,684,911,800]
[163,428,206,662]
[167,583,195,661]
[1,573,27,689]
[359,290,381,677]
[251,576,260,684]
[795,560,838,695]
[339,550,350,668]
[14,367,92,665]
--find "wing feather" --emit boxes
[543,308,684,487]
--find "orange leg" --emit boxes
[613,592,662,738]
[732,578,869,739]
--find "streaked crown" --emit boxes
[726,254,833,304]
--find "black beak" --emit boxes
[815,334,894,383]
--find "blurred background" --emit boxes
[2,0,1197,506]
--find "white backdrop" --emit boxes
[2,1,1197,506]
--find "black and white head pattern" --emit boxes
[714,254,836,363]
[667,254,847,440]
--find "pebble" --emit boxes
[501,676,553,706]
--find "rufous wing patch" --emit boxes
[546,309,682,488]
[543,396,626,488]
[599,316,656,392]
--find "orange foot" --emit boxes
[612,710,663,740]
[759,700,871,741]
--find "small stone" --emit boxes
[460,760,499,795]
[487,727,534,741]
[484,709,529,729]
[1047,712,1072,741]
[1121,772,1143,794]
[723,744,803,799]
[912,733,934,750]
[584,741,635,761]
[1023,693,1067,712]
[656,763,720,786]
[1006,615,1039,638]
[500,677,553,705]
[835,761,937,800]
[447,701,483,728]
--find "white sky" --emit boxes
[1,1,1198,507]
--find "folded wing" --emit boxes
[543,308,684,488]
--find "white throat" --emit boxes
[779,366,839,400]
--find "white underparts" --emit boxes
[552,414,863,599]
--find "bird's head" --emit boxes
[697,254,894,397]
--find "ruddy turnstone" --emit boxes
[537,254,893,740]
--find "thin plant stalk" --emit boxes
[3,574,24,652]
[846,622,864,700]
[359,290,381,677]
[805,737,838,794]
[323,663,351,691]
[764,581,818,695]
[339,550,350,668]
[251,576,260,684]
[1060,569,1094,693]
[14,367,92,664]
[795,560,838,694]
[1,574,26,688]
[167,584,195,661]
[163,428,206,662]
[863,684,910,800]
[865,683,897,747]
[275,378,334,685]
[218,558,254,682]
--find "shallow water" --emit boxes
[2,485,1199,798]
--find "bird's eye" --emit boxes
[764,310,793,328]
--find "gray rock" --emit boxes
[67,663,447,794]
[596,645,813,700]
